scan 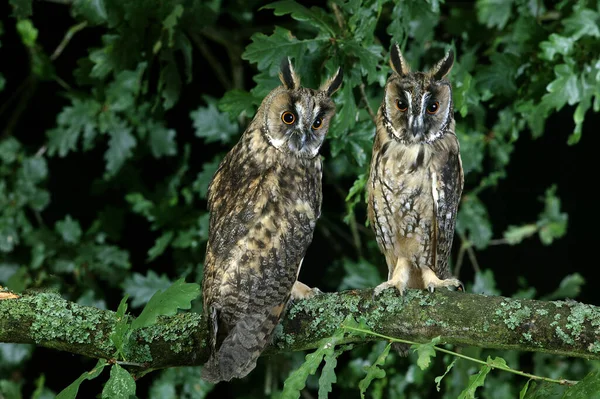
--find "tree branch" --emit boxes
[1,287,599,374]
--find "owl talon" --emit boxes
[291,281,321,300]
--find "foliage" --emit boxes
[0,0,598,397]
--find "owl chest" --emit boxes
[371,143,439,245]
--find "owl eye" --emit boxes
[395,99,408,112]
[312,117,324,130]
[426,101,440,114]
[282,111,296,125]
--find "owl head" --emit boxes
[381,44,455,144]
[259,58,343,158]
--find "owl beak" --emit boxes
[411,117,425,138]
[288,129,307,150]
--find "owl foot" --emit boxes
[290,281,322,300]
[373,280,407,297]
[421,267,464,293]
[373,257,411,297]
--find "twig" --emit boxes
[189,32,232,91]
[488,238,509,246]
[50,21,88,61]
[331,3,345,30]
[1,77,37,139]
[359,83,377,124]
[343,325,578,387]
[454,240,466,277]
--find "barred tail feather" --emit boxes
[201,308,282,383]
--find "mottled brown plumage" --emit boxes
[367,44,464,295]
[202,58,342,383]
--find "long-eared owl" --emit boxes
[201,58,343,383]
[367,44,464,295]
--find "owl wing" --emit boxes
[202,145,321,382]
[431,136,464,278]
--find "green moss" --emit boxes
[535,309,548,316]
[555,326,575,345]
[497,300,531,330]
[588,342,600,353]
[483,321,490,332]
[12,293,111,351]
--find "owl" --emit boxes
[367,44,464,296]
[201,58,343,383]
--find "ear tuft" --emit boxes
[279,57,301,89]
[430,50,454,80]
[320,67,343,96]
[390,43,410,76]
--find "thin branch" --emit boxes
[2,287,600,376]
[1,77,38,139]
[359,83,377,124]
[188,32,232,91]
[50,21,88,61]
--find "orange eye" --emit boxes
[395,99,408,112]
[426,101,440,114]
[282,111,296,125]
[312,117,323,130]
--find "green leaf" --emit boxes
[148,367,214,399]
[123,271,172,308]
[162,4,184,47]
[470,269,501,296]
[318,347,341,399]
[158,54,182,110]
[539,34,575,61]
[456,195,492,249]
[282,330,344,399]
[434,359,456,392]
[541,64,581,112]
[0,379,22,399]
[457,363,492,399]
[101,364,136,399]
[55,215,82,244]
[47,98,101,157]
[282,346,328,399]
[0,138,21,164]
[412,336,440,370]
[190,99,239,144]
[109,295,129,358]
[542,273,585,301]
[147,231,174,261]
[104,121,137,177]
[9,0,32,18]
[193,156,222,199]
[6,266,28,292]
[563,8,600,40]
[562,370,600,399]
[476,0,513,29]
[261,1,336,36]
[476,53,520,97]
[218,90,258,120]
[16,19,37,47]
[106,63,146,112]
[21,157,48,183]
[55,359,108,399]
[131,279,200,330]
[537,185,568,245]
[72,0,108,25]
[520,380,531,399]
[0,343,33,366]
[359,343,391,398]
[338,258,381,290]
[149,126,177,158]
[242,26,327,75]
[503,224,538,245]
[126,193,155,222]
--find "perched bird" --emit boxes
[201,58,343,383]
[367,44,464,296]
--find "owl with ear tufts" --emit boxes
[367,44,464,296]
[201,58,343,383]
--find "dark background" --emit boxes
[1,0,597,397]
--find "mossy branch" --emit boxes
[1,288,600,373]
